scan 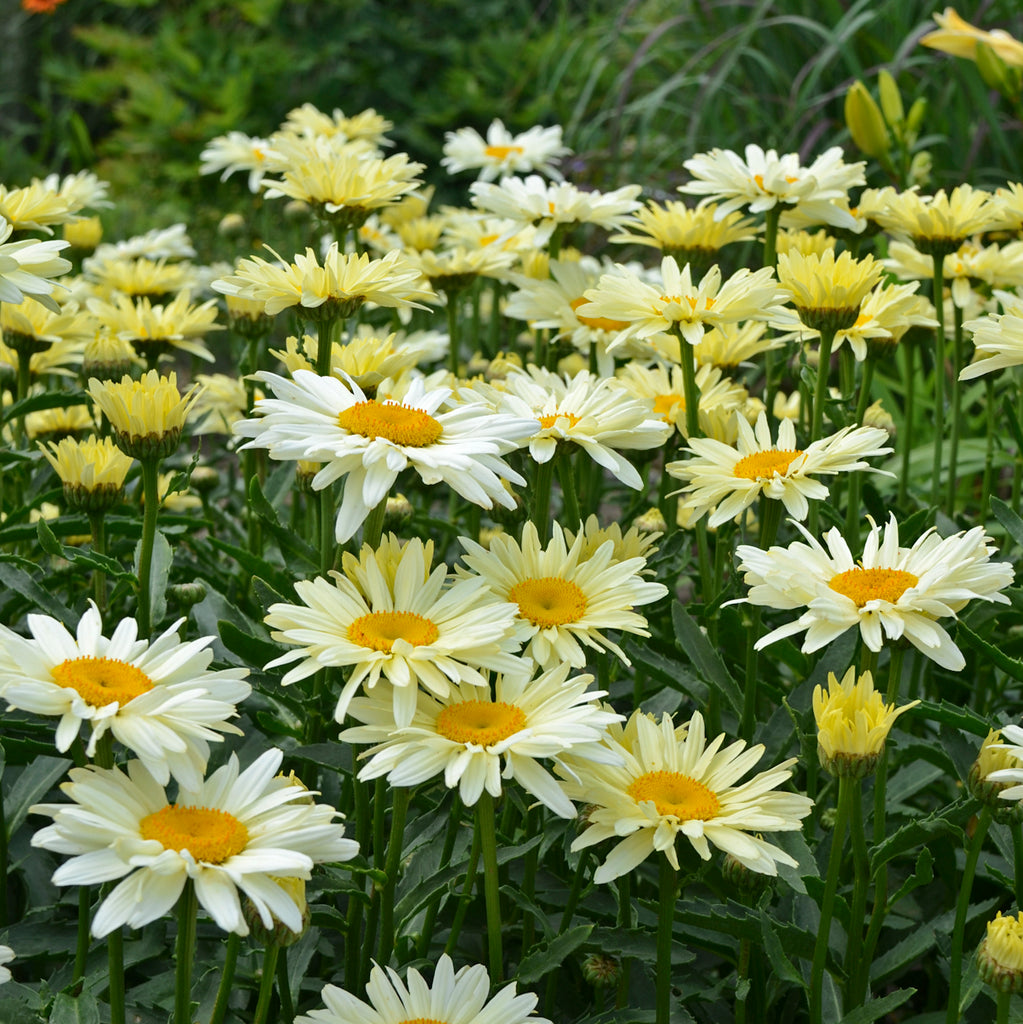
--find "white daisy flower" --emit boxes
[667,411,893,527]
[264,536,523,727]
[0,945,13,985]
[563,709,813,882]
[441,118,571,181]
[0,602,250,789]
[0,218,72,313]
[961,292,1023,380]
[30,748,358,936]
[234,370,539,543]
[342,662,623,817]
[458,521,667,671]
[199,131,284,192]
[734,514,1014,670]
[296,954,550,1024]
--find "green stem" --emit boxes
[762,205,782,423]
[443,806,482,958]
[136,456,162,636]
[656,858,677,1024]
[362,497,388,551]
[809,777,852,1024]
[319,483,336,575]
[839,347,856,406]
[345,768,371,989]
[558,850,591,934]
[93,736,125,1024]
[87,512,108,612]
[981,377,996,521]
[1014,382,1023,514]
[556,448,581,527]
[377,786,411,967]
[616,873,632,1009]
[811,326,837,443]
[477,791,503,983]
[209,932,242,1024]
[946,805,993,1024]
[946,303,964,517]
[486,280,502,358]
[931,255,947,510]
[676,329,703,440]
[72,886,90,991]
[447,294,461,377]
[253,944,280,1024]
[174,880,199,1024]
[735,936,752,1024]
[844,782,870,1009]
[997,989,1011,1024]
[418,797,462,958]
[13,347,31,447]
[277,947,293,1024]
[899,341,916,507]
[854,358,876,427]
[315,315,343,377]
[530,458,556,544]
[1012,820,1023,914]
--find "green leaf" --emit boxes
[760,911,805,988]
[133,529,173,629]
[36,520,133,580]
[248,476,318,567]
[218,620,280,667]
[0,389,88,426]
[888,845,934,908]
[670,601,743,716]
[911,699,991,737]
[957,618,1023,682]
[6,755,71,840]
[991,495,1023,553]
[48,992,100,1024]
[837,987,915,1023]
[208,537,295,596]
[869,801,972,876]
[514,924,593,984]
[0,563,74,622]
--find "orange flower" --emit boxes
[22,0,68,12]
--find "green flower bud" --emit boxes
[844,81,890,160]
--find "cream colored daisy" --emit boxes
[0,181,80,233]
[412,245,518,293]
[199,131,283,192]
[31,748,357,936]
[88,371,201,460]
[679,145,865,229]
[82,254,196,300]
[977,912,1023,994]
[40,435,133,510]
[279,103,393,146]
[0,946,12,985]
[341,662,622,817]
[263,536,523,727]
[469,174,643,247]
[92,224,196,262]
[563,708,813,881]
[960,292,1023,379]
[442,119,571,181]
[0,602,250,788]
[734,514,1014,670]
[564,513,662,571]
[270,331,430,390]
[775,227,838,256]
[188,374,253,435]
[297,955,549,1024]
[578,255,790,348]
[775,249,884,334]
[874,185,1005,255]
[813,667,918,777]
[235,370,536,542]
[458,521,667,671]
[694,320,783,369]
[24,401,95,440]
[0,218,72,312]
[668,411,892,526]
[211,244,433,320]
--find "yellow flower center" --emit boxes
[653,393,684,419]
[753,173,799,190]
[733,448,803,480]
[337,400,443,447]
[538,411,581,430]
[659,294,713,313]
[627,770,721,819]
[50,656,154,707]
[508,576,588,627]
[484,144,524,160]
[139,805,249,863]
[435,700,527,746]
[828,567,919,607]
[347,610,440,652]
[569,297,630,332]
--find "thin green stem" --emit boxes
[556,448,581,527]
[530,458,555,544]
[1014,382,1023,514]
[377,786,411,967]
[946,303,964,517]
[345,768,371,989]
[136,456,162,636]
[735,936,752,1024]
[762,205,782,425]
[253,943,280,1024]
[87,512,108,612]
[93,735,125,1024]
[277,947,293,1024]
[1012,821,1023,913]
[174,880,199,1024]
[558,850,591,934]
[676,331,703,440]
[319,483,336,575]
[444,807,482,958]
[839,347,856,406]
[809,777,851,1024]
[72,886,90,991]
[811,326,837,443]
[315,316,343,377]
[477,791,503,983]
[209,932,242,1024]
[997,989,1011,1024]
[931,255,947,510]
[844,783,870,1009]
[981,377,996,521]
[853,357,876,427]
[946,805,993,1024]
[447,295,461,377]
[616,873,632,1009]
[656,858,677,1024]
[899,341,916,507]
[418,797,462,958]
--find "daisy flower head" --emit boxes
[679,144,866,229]
[469,174,642,247]
[235,370,537,543]
[263,535,523,727]
[668,411,892,527]
[199,131,283,192]
[0,181,79,233]
[40,435,134,512]
[0,218,72,312]
[211,244,434,322]
[734,514,1014,670]
[88,370,201,460]
[813,667,918,777]
[498,366,671,487]
[977,912,1023,995]
[874,184,1005,256]
[966,729,1023,810]
[31,748,357,936]
[563,709,813,882]
[776,248,884,334]
[342,662,623,817]
[961,294,1023,380]
[297,954,550,1024]
[82,254,197,301]
[441,118,571,181]
[565,513,662,570]
[921,7,1023,68]
[93,224,196,263]
[578,255,790,348]
[0,946,12,985]
[279,103,394,147]
[0,602,250,788]
[821,280,937,362]
[458,520,667,671]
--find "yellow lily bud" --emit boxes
[877,70,904,128]
[844,81,891,160]
[905,97,928,137]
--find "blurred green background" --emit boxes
[2,0,1022,249]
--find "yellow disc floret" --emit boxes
[347,610,440,652]
[627,770,721,820]
[509,576,588,627]
[733,448,803,480]
[139,805,249,863]
[337,400,443,447]
[51,656,154,707]
[435,700,527,746]
[828,567,919,607]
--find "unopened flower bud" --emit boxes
[978,911,1023,994]
[845,81,891,160]
[581,953,619,988]
[243,876,309,948]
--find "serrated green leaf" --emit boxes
[48,992,100,1024]
[869,801,971,876]
[514,924,593,984]
[760,911,805,987]
[838,987,915,1023]
[1,389,88,426]
[958,618,1023,681]
[889,845,934,908]
[218,620,280,667]
[134,529,173,629]
[208,537,295,595]
[36,520,133,580]
[0,563,74,622]
[991,495,1023,552]
[671,601,743,716]
[912,699,991,737]
[248,476,318,567]
[6,755,71,840]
